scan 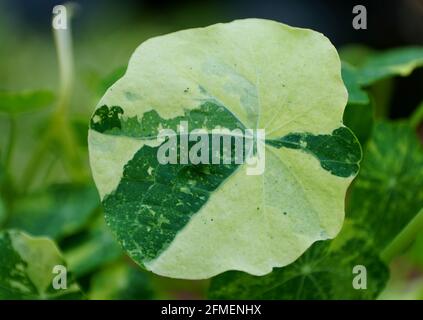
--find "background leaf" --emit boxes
[0,229,82,299]
[357,47,423,86]
[342,62,370,105]
[7,184,99,240]
[209,223,388,299]
[63,215,123,278]
[347,121,423,251]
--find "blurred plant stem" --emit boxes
[4,115,16,169]
[1,115,17,205]
[381,208,423,263]
[21,3,87,192]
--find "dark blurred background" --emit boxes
[4,0,423,46]
[1,0,422,119]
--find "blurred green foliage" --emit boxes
[0,90,54,115]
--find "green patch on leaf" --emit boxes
[266,127,361,178]
[103,133,241,263]
[90,101,245,138]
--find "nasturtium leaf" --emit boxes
[341,62,370,106]
[357,47,423,86]
[209,222,388,299]
[0,90,54,114]
[88,19,361,279]
[0,230,82,299]
[64,215,123,277]
[348,121,423,251]
[88,261,154,300]
[7,184,99,240]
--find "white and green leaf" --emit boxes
[88,19,361,279]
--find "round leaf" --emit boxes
[88,19,361,279]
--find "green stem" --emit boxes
[52,3,88,182]
[1,116,17,205]
[5,115,16,169]
[21,3,88,190]
[52,113,88,182]
[41,154,58,185]
[381,208,423,263]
